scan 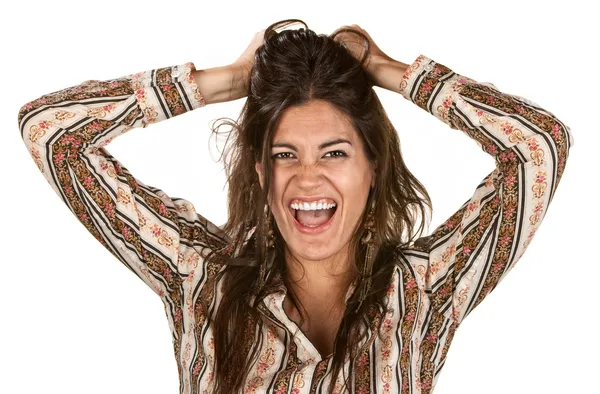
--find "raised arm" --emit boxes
[16,61,244,298]
[396,54,574,325]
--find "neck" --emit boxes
[283,245,356,302]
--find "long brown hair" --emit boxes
[207,19,433,393]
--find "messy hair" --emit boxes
[208,19,432,394]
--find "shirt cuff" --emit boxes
[124,62,207,126]
[399,54,436,101]
[399,54,479,119]
[172,62,206,109]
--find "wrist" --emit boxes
[191,64,248,104]
[371,56,409,94]
[230,63,251,96]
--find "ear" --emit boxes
[255,161,264,189]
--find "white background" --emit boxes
[2,0,597,393]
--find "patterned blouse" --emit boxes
[17,54,573,394]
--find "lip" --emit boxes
[288,204,338,235]
[288,196,338,205]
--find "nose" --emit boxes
[294,163,324,190]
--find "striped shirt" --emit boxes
[17,54,573,394]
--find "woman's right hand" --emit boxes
[192,29,265,104]
[231,28,266,92]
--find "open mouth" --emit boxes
[288,201,338,234]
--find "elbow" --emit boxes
[531,108,573,168]
[551,116,573,166]
[18,97,50,145]
[18,98,39,138]
[564,123,575,150]
[18,102,31,132]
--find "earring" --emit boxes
[258,204,276,290]
[356,200,376,311]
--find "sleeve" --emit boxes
[400,55,574,325]
[17,62,233,299]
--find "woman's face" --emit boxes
[255,99,375,263]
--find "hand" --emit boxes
[231,28,266,91]
[190,28,266,104]
[331,24,397,88]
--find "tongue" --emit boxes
[296,208,335,227]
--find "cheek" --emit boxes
[270,168,287,198]
[336,166,372,195]
[268,169,290,220]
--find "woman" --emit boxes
[17,19,573,394]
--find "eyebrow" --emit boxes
[271,138,353,151]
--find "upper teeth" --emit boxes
[290,201,337,211]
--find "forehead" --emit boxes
[273,99,357,142]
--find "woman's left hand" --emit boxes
[331,24,393,84]
[331,24,408,92]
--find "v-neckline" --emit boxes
[257,251,358,361]
[281,293,337,360]
[263,290,335,361]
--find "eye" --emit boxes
[271,150,347,160]
[271,152,295,159]
[323,150,347,158]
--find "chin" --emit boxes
[285,240,340,262]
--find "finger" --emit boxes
[331,25,355,35]
[332,28,361,44]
